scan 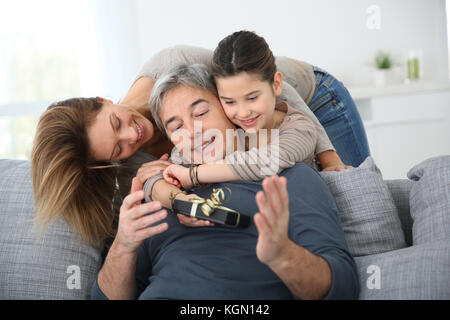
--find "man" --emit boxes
[91,64,359,300]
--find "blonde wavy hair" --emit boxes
[31,98,120,247]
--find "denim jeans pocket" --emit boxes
[310,89,345,122]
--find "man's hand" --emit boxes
[163,164,191,189]
[136,154,172,185]
[115,177,169,254]
[175,193,214,228]
[98,177,169,300]
[254,176,291,267]
[253,175,334,300]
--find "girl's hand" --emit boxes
[115,177,168,254]
[163,164,192,189]
[136,154,172,184]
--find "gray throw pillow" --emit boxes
[407,156,450,245]
[319,157,407,257]
[0,160,103,299]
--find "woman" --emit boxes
[31,45,369,247]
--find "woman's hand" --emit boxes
[317,150,352,172]
[115,177,169,254]
[163,164,191,189]
[175,193,214,228]
[321,163,353,172]
[136,153,172,185]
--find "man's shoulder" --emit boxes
[280,163,332,200]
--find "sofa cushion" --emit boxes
[0,160,103,299]
[355,239,450,299]
[319,157,407,257]
[385,179,414,247]
[407,155,450,245]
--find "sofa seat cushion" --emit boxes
[355,239,450,299]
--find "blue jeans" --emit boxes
[309,66,370,167]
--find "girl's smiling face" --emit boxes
[215,71,283,132]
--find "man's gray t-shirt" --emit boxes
[92,163,359,300]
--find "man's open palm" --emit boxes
[254,176,291,267]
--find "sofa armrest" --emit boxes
[0,159,103,299]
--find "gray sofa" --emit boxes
[0,157,449,300]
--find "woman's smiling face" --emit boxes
[159,85,237,164]
[87,102,154,162]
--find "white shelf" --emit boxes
[347,81,450,100]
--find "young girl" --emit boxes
[163,31,332,190]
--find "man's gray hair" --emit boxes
[149,63,218,132]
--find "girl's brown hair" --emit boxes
[211,30,277,83]
[31,97,119,247]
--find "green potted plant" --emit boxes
[373,51,393,86]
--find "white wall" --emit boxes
[89,0,142,101]
[128,0,450,178]
[130,0,448,91]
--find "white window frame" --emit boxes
[0,101,50,118]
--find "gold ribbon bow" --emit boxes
[188,187,236,217]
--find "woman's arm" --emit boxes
[317,150,353,172]
[122,45,213,116]
[121,76,155,114]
